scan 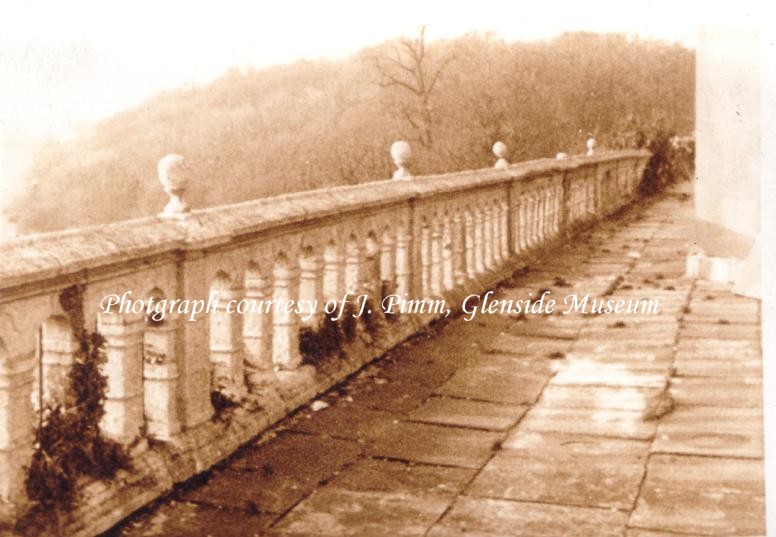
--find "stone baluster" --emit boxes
[364,235,381,298]
[97,312,145,444]
[419,223,432,296]
[492,204,503,264]
[391,141,412,180]
[474,209,486,273]
[272,259,301,370]
[143,316,181,440]
[209,283,246,397]
[430,222,444,296]
[379,232,395,293]
[500,201,510,259]
[0,347,36,519]
[516,195,527,252]
[322,242,343,304]
[492,141,509,169]
[394,227,411,297]
[528,192,539,247]
[298,252,323,328]
[40,321,78,407]
[243,271,275,388]
[464,211,477,279]
[452,214,467,285]
[442,219,454,290]
[483,206,494,268]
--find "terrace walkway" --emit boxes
[111,186,764,537]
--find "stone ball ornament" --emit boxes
[586,137,596,156]
[391,140,412,180]
[158,154,190,218]
[492,141,509,169]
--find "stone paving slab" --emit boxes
[539,385,662,411]
[366,421,503,468]
[517,406,658,440]
[271,488,449,536]
[669,377,763,407]
[651,406,763,458]
[434,367,549,405]
[408,396,528,431]
[468,449,645,509]
[429,496,629,537]
[630,455,765,535]
[182,433,362,514]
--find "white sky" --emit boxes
[0,0,765,143]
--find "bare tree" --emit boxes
[370,26,454,148]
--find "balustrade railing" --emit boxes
[0,142,649,523]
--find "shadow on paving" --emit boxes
[108,188,764,537]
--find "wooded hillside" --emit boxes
[6,31,694,233]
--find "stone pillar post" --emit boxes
[0,351,35,520]
[143,318,181,440]
[98,312,145,444]
[420,224,432,296]
[500,201,510,259]
[322,244,343,304]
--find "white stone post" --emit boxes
[143,318,181,440]
[0,351,35,520]
[391,141,412,180]
[500,201,510,259]
[98,312,145,444]
[442,219,454,290]
[323,243,343,304]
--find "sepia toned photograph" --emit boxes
[0,2,771,535]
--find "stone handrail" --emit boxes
[0,146,649,533]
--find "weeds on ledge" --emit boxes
[300,315,344,367]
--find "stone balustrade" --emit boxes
[0,146,649,533]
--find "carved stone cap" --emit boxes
[492,141,509,169]
[586,137,596,156]
[158,154,190,218]
[391,140,412,180]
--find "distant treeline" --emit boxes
[6,31,694,234]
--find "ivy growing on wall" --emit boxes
[24,285,131,512]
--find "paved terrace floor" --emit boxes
[111,187,764,537]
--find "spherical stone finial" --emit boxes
[391,140,412,180]
[158,154,190,219]
[556,152,569,160]
[586,137,596,156]
[492,141,509,169]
